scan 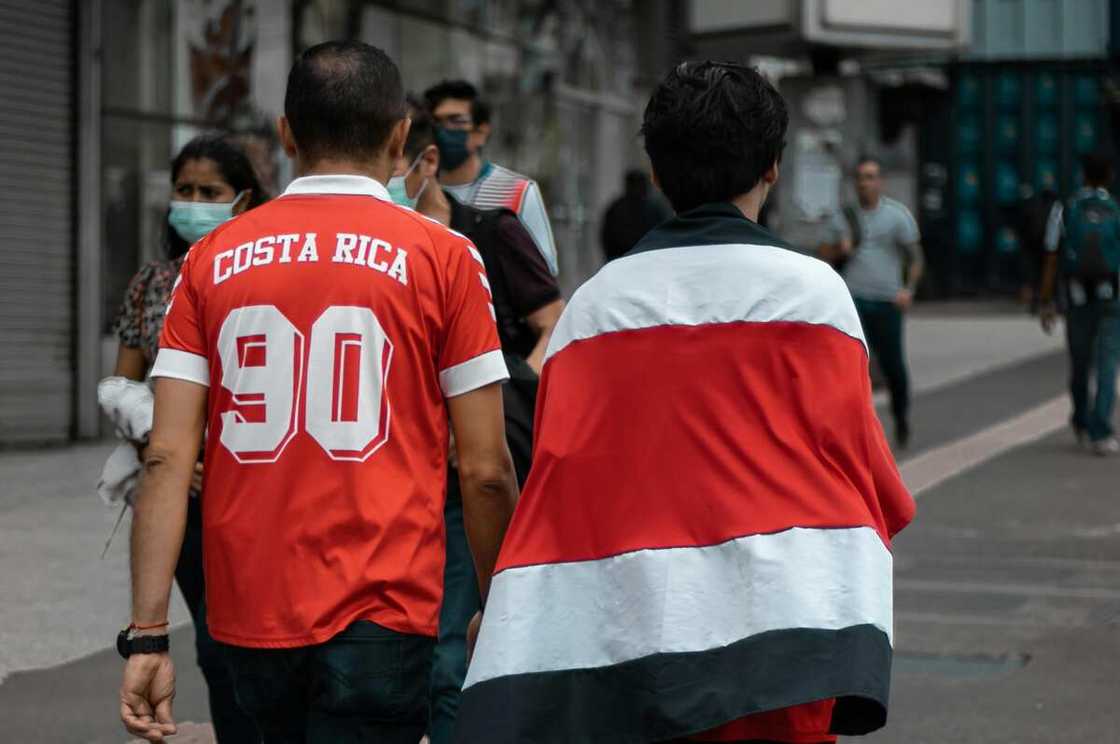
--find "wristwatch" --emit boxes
[117,626,170,658]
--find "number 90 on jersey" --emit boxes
[216,305,393,463]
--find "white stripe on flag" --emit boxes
[465,525,893,689]
[545,243,866,362]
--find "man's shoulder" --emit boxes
[483,162,535,188]
[880,197,916,220]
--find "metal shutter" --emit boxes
[0,1,74,443]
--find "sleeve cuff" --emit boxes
[151,348,210,387]
[440,349,509,398]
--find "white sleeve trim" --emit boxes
[440,349,509,398]
[151,348,211,387]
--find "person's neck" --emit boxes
[439,154,483,187]
[859,195,881,210]
[417,183,453,227]
[297,156,393,185]
[729,186,769,222]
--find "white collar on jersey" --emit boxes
[282,174,391,201]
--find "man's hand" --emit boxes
[1041,303,1059,334]
[120,652,176,741]
[466,610,483,662]
[894,288,914,312]
[190,462,204,493]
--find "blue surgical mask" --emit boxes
[434,127,472,171]
[387,156,428,209]
[168,191,245,244]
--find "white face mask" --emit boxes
[387,155,428,209]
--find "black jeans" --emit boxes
[854,298,910,426]
[223,621,434,744]
[175,497,259,743]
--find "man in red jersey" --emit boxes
[118,41,518,743]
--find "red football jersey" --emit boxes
[152,175,507,648]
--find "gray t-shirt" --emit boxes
[828,197,921,301]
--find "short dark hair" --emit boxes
[423,79,492,126]
[283,41,405,163]
[855,154,882,173]
[167,134,267,258]
[641,61,788,213]
[1082,150,1113,186]
[403,97,437,161]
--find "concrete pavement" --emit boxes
[0,303,1112,743]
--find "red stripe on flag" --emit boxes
[498,321,912,572]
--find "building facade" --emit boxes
[0,0,672,445]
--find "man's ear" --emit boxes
[277,116,298,158]
[386,117,411,164]
[232,190,252,215]
[763,160,780,185]
[471,121,492,149]
[420,144,441,178]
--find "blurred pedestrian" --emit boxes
[456,61,914,744]
[600,168,673,262]
[1039,151,1120,455]
[117,41,518,743]
[424,80,560,275]
[102,133,264,744]
[389,104,562,744]
[825,156,925,448]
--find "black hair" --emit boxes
[624,169,649,196]
[284,40,405,164]
[423,79,492,126]
[855,154,882,173]
[641,61,788,213]
[1082,150,1113,186]
[404,96,437,161]
[166,134,267,258]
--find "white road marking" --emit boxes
[899,394,1071,497]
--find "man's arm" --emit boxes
[120,377,206,742]
[895,241,925,311]
[525,299,565,374]
[447,382,519,603]
[493,213,564,373]
[518,182,559,276]
[1039,202,1064,332]
[131,378,206,623]
[818,237,852,263]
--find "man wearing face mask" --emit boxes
[390,105,562,744]
[423,80,560,276]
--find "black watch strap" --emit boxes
[117,628,169,658]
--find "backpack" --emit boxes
[448,198,539,484]
[832,205,862,273]
[1062,191,1120,283]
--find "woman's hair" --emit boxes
[165,134,267,258]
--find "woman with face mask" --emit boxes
[104,134,266,743]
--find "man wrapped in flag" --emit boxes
[455,61,916,744]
